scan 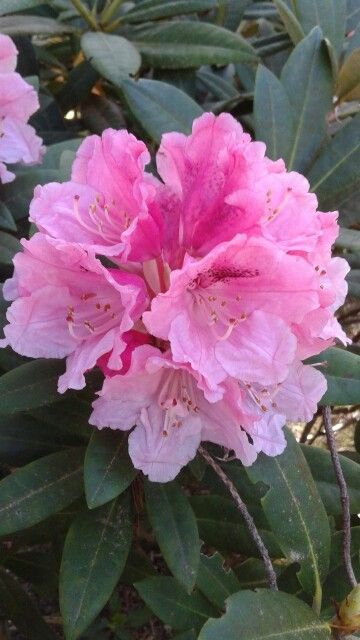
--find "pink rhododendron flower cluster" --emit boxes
[0,34,44,183]
[1,113,349,481]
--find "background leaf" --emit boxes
[81,32,141,86]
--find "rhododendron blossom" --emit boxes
[0,34,44,183]
[1,113,349,482]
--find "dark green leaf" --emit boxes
[2,549,59,598]
[57,60,99,112]
[173,632,197,640]
[355,420,360,453]
[120,78,203,143]
[190,495,281,557]
[281,27,333,173]
[121,547,156,585]
[131,21,258,69]
[196,552,240,609]
[81,32,141,86]
[254,65,294,161]
[135,577,217,631]
[335,227,360,252]
[0,448,84,536]
[197,69,238,100]
[84,429,137,509]
[0,567,58,640]
[322,527,360,607]
[301,444,360,515]
[235,558,274,589]
[0,201,16,232]
[60,494,132,640]
[0,359,64,414]
[0,413,83,465]
[0,15,75,34]
[82,94,125,134]
[145,481,200,592]
[285,0,346,57]
[246,429,331,598]
[120,0,221,23]
[0,0,46,14]
[1,169,59,220]
[307,347,360,405]
[308,114,360,210]
[198,589,331,640]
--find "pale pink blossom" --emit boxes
[2,112,350,481]
[1,233,147,392]
[30,129,162,261]
[0,34,44,183]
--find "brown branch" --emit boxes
[322,406,357,588]
[198,445,278,591]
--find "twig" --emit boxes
[322,406,357,588]
[199,445,278,591]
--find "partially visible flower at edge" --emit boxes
[0,112,350,481]
[0,33,44,184]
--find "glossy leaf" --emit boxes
[81,32,141,86]
[307,347,360,405]
[132,21,258,69]
[301,444,360,515]
[145,480,200,592]
[0,567,58,640]
[60,494,132,640]
[254,65,294,162]
[120,0,221,23]
[0,448,84,536]
[322,527,360,607]
[0,15,75,34]
[284,0,346,56]
[335,227,360,251]
[196,552,240,609]
[309,114,360,210]
[84,429,137,509]
[135,577,217,631]
[198,589,331,640]
[0,231,21,265]
[120,78,203,143]
[235,558,275,589]
[0,0,46,14]
[0,359,64,414]
[0,413,82,465]
[190,495,281,557]
[281,27,333,173]
[246,429,331,598]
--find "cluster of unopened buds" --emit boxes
[0,34,44,183]
[1,112,349,481]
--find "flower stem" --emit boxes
[199,445,278,591]
[322,406,357,588]
[70,0,99,30]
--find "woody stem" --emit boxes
[322,406,357,588]
[199,445,278,591]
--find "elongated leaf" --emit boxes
[60,495,132,640]
[197,69,238,100]
[0,567,58,640]
[131,21,258,69]
[254,65,294,162]
[347,0,360,32]
[0,15,74,34]
[120,78,203,143]
[285,0,346,56]
[0,359,64,414]
[0,0,45,14]
[121,547,157,585]
[235,558,275,589]
[190,495,281,557]
[198,589,331,640]
[196,552,240,609]
[322,527,360,607]
[135,577,217,631]
[84,429,137,509]
[301,444,360,515]
[0,448,84,536]
[57,60,98,112]
[307,347,360,405]
[308,114,360,209]
[120,0,221,23]
[246,429,331,598]
[3,549,59,598]
[281,27,333,173]
[0,201,16,231]
[81,33,141,86]
[173,632,196,640]
[273,0,304,44]
[0,413,82,465]
[335,227,360,251]
[145,481,200,593]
